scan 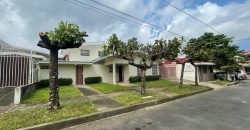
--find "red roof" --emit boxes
[243,50,250,55]
[176,58,188,63]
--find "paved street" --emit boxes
[63,80,250,130]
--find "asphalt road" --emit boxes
[63,80,250,130]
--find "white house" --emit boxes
[38,42,160,85]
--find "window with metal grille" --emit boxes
[152,64,158,75]
[40,65,49,69]
[80,49,90,56]
[98,51,104,57]
[109,66,113,73]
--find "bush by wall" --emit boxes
[38,78,73,88]
[85,77,102,84]
[59,78,73,86]
[129,75,160,83]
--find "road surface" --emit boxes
[62,80,250,130]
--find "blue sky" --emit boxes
[0,0,249,52]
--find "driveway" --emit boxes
[62,80,250,130]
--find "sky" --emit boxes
[0,0,249,53]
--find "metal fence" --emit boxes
[159,64,177,79]
[0,54,38,87]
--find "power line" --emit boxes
[87,0,187,38]
[66,0,175,39]
[66,0,189,39]
[161,0,223,34]
[66,0,155,33]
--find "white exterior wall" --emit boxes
[67,44,104,62]
[176,63,196,82]
[44,43,161,84]
[176,63,214,82]
[83,64,130,83]
[39,64,77,85]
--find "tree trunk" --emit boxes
[179,63,185,88]
[193,64,198,86]
[190,62,198,86]
[140,69,146,95]
[48,49,60,110]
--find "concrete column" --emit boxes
[14,87,21,104]
[113,63,116,84]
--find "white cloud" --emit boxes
[0,0,249,52]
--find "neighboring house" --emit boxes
[0,40,47,87]
[240,50,250,75]
[160,59,214,82]
[38,42,161,85]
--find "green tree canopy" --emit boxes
[37,21,87,110]
[104,34,181,95]
[185,32,241,71]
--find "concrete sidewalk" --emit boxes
[77,85,124,111]
[199,82,226,90]
[0,87,15,113]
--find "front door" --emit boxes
[76,65,83,85]
[118,66,123,82]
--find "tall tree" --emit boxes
[155,37,183,87]
[183,38,209,85]
[37,21,87,110]
[104,34,164,95]
[184,32,241,83]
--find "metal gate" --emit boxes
[160,64,176,79]
[0,54,38,87]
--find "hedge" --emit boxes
[129,75,160,83]
[38,78,73,88]
[85,77,102,84]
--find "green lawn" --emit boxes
[113,92,166,105]
[164,84,210,94]
[21,85,82,104]
[134,80,179,88]
[89,83,129,94]
[211,80,231,86]
[0,101,97,130]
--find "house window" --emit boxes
[137,68,141,76]
[202,66,207,74]
[80,49,90,56]
[209,66,213,73]
[109,66,113,73]
[152,64,158,75]
[40,65,49,69]
[98,51,104,57]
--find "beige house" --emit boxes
[38,43,160,85]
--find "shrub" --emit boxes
[85,77,102,84]
[129,75,160,83]
[146,75,160,81]
[38,78,73,88]
[59,78,73,86]
[38,79,49,88]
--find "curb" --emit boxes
[227,81,240,86]
[19,87,213,130]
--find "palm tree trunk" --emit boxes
[48,49,60,110]
[140,69,146,95]
[179,63,185,88]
